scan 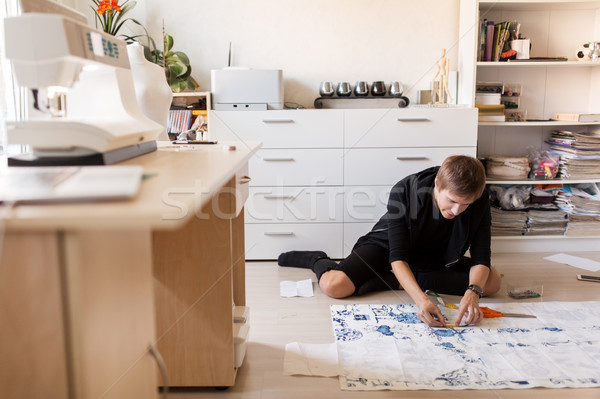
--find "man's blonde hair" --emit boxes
[436,155,486,199]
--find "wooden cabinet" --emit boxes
[0,230,158,399]
[210,107,477,259]
[0,142,260,394]
[152,174,249,387]
[458,0,600,251]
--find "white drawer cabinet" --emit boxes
[246,186,344,224]
[344,185,392,223]
[345,108,477,148]
[344,223,376,257]
[250,149,343,186]
[344,147,477,186]
[210,107,477,260]
[245,223,344,259]
[210,110,343,148]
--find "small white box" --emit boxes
[211,68,284,110]
[475,93,501,105]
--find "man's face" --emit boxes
[434,181,475,219]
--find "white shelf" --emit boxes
[487,179,600,184]
[477,61,599,67]
[479,121,600,126]
[172,91,211,97]
[492,235,600,240]
[479,0,600,12]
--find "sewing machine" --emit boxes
[3,4,162,165]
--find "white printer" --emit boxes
[211,68,284,110]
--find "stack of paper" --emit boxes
[547,130,600,178]
[526,209,568,236]
[555,184,600,235]
[566,214,600,236]
[491,207,528,236]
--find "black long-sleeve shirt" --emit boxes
[353,166,491,271]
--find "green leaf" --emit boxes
[164,34,174,52]
[171,80,187,93]
[169,63,186,78]
[113,17,131,36]
[187,77,199,90]
[173,51,190,65]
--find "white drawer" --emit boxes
[245,223,343,260]
[344,185,392,223]
[209,110,344,148]
[344,108,477,148]
[246,186,344,223]
[344,147,476,186]
[250,149,343,186]
[343,223,377,258]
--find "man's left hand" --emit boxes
[455,289,483,325]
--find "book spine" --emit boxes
[553,113,580,122]
[492,23,502,61]
[479,19,487,62]
[485,21,494,62]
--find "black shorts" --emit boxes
[334,244,473,296]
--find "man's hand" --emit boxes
[416,297,446,327]
[455,289,483,325]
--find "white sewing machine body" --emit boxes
[4,11,162,165]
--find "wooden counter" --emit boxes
[0,141,260,397]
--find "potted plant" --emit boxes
[145,33,199,93]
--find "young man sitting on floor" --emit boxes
[278,155,501,327]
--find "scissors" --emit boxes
[480,306,536,318]
[425,290,458,309]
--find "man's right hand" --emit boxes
[416,298,446,327]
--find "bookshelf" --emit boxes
[458,0,600,251]
[169,91,211,140]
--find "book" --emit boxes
[479,19,487,61]
[553,113,600,122]
[476,104,505,115]
[485,21,494,62]
[492,23,502,61]
[475,93,501,105]
[479,115,506,122]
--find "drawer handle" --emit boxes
[239,176,252,184]
[397,118,430,122]
[396,156,429,160]
[264,195,295,200]
[263,157,295,162]
[262,119,294,123]
[264,231,295,236]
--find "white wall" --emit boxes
[77,0,461,108]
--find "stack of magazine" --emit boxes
[489,185,567,236]
[491,207,528,235]
[546,130,600,179]
[526,209,568,236]
[555,184,600,236]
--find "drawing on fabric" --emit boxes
[331,302,600,391]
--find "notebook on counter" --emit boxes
[0,165,144,203]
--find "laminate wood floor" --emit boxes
[171,251,600,398]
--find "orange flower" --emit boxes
[96,0,122,16]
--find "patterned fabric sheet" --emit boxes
[330,302,600,390]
